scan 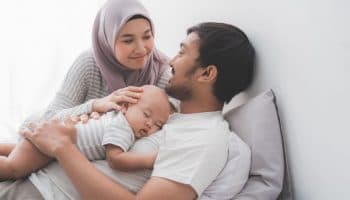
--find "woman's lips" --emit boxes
[130,54,147,60]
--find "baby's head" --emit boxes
[121,85,171,138]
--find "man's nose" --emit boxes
[169,55,178,66]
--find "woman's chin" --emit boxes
[127,60,147,70]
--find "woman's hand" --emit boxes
[20,118,77,158]
[92,86,143,113]
[71,112,102,124]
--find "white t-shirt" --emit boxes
[152,111,230,197]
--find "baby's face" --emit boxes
[123,88,171,138]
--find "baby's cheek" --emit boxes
[149,127,160,135]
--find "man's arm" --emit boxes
[22,120,196,200]
[57,143,196,200]
[105,144,156,171]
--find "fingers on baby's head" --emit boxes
[141,85,172,114]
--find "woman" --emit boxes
[0,0,171,199]
[0,0,171,155]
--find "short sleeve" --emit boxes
[152,130,229,196]
[101,113,135,152]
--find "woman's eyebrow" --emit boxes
[119,29,151,38]
[120,34,134,38]
[144,29,152,34]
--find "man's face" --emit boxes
[165,32,201,100]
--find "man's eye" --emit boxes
[144,112,150,117]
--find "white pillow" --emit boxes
[226,90,292,200]
[201,90,292,200]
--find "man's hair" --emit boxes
[187,22,255,103]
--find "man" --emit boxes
[0,22,255,199]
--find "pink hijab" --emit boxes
[92,0,168,92]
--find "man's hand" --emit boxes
[20,118,77,158]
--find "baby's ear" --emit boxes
[120,103,129,114]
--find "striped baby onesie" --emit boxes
[75,111,134,160]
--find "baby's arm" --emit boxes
[105,144,157,171]
[0,143,15,156]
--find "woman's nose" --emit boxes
[134,40,147,54]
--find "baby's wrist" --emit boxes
[145,154,155,169]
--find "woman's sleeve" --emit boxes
[156,64,180,112]
[20,51,97,128]
[156,64,171,89]
[44,51,99,119]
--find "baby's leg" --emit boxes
[0,143,15,156]
[0,139,51,180]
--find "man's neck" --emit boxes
[179,96,223,114]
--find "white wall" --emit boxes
[0,0,104,141]
[140,0,350,199]
[1,0,349,199]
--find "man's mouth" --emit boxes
[170,65,175,74]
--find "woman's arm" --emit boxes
[21,51,142,129]
[19,51,95,131]
[105,145,156,171]
[43,52,96,120]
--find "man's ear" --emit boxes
[120,103,129,114]
[197,65,217,83]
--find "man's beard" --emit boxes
[165,82,192,101]
[166,64,198,101]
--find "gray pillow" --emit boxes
[224,90,293,200]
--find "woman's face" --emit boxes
[114,18,154,70]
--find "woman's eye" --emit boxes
[123,40,133,44]
[143,35,152,40]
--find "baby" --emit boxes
[0,85,171,180]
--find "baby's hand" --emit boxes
[145,151,158,169]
